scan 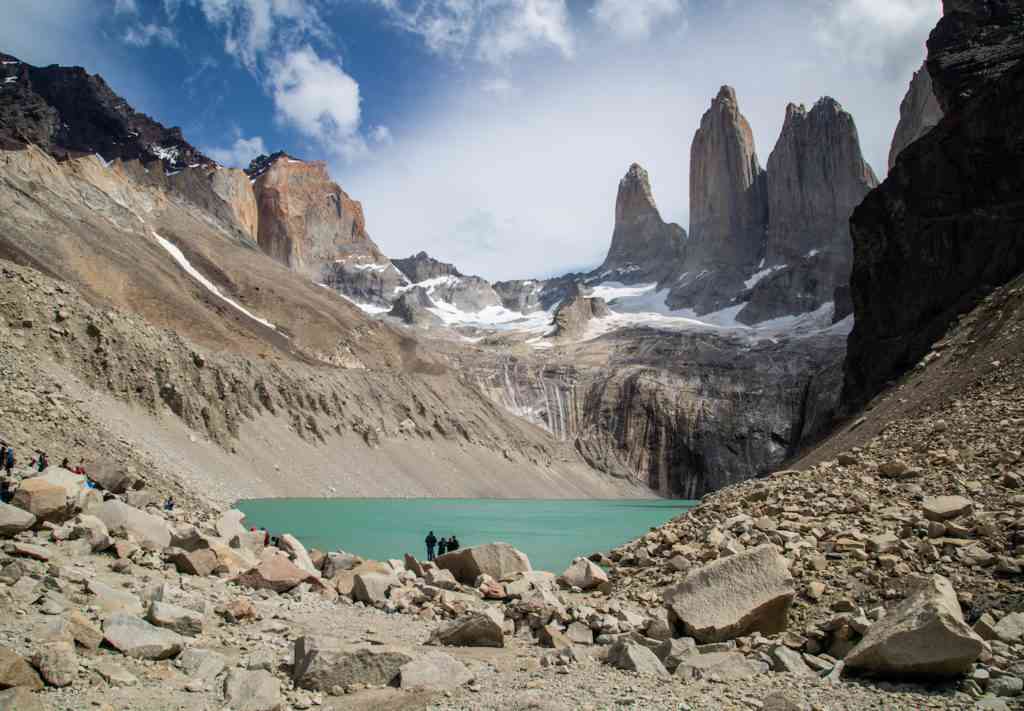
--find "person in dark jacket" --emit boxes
[4,448,13,475]
[437,536,448,557]
[448,536,460,552]
[425,531,438,561]
[37,452,48,472]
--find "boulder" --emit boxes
[607,640,669,677]
[923,496,973,522]
[63,610,103,650]
[559,558,609,591]
[663,545,795,642]
[845,575,987,677]
[92,500,171,551]
[279,534,318,576]
[566,622,594,646]
[147,601,204,636]
[404,553,424,578]
[169,524,209,552]
[10,543,48,562]
[675,651,767,680]
[31,639,76,687]
[87,580,143,616]
[72,514,112,552]
[399,651,473,690]
[352,572,399,605]
[292,637,413,691]
[993,612,1024,644]
[177,648,227,683]
[208,541,257,576]
[95,660,138,687]
[216,509,247,540]
[0,646,43,690]
[322,551,361,578]
[505,570,558,597]
[170,548,220,577]
[435,543,531,585]
[219,598,257,624]
[655,638,698,672]
[769,645,814,675]
[102,614,185,660]
[0,687,47,711]
[423,567,459,590]
[0,503,36,537]
[11,478,72,523]
[428,611,504,648]
[87,464,139,494]
[223,669,284,711]
[234,554,317,594]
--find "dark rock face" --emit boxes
[888,64,944,170]
[494,277,578,314]
[550,285,610,339]
[737,255,840,326]
[392,252,463,284]
[0,52,211,170]
[844,4,1024,409]
[600,163,686,283]
[926,0,1024,113]
[389,287,442,327]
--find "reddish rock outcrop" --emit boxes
[209,168,258,242]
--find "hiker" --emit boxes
[0,446,6,470]
[425,531,437,561]
[74,462,86,475]
[37,452,48,472]
[163,495,175,511]
[263,529,270,547]
[437,536,448,557]
[0,477,11,504]
[4,448,13,475]
[448,536,460,552]
[60,457,70,470]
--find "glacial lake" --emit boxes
[236,498,696,574]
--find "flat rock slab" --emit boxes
[0,645,43,690]
[922,496,973,522]
[292,637,414,691]
[96,660,138,686]
[663,545,795,643]
[560,558,609,591]
[352,572,399,605]
[845,574,987,677]
[0,502,36,536]
[87,580,143,617]
[234,554,317,594]
[675,651,767,680]
[435,543,531,585]
[399,651,473,690]
[224,669,284,711]
[608,640,669,677]
[92,500,171,550]
[147,601,204,636]
[0,687,47,711]
[428,611,505,648]
[102,614,185,660]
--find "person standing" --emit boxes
[425,531,437,561]
[437,536,448,557]
[37,452,48,472]
[449,535,460,552]
[4,448,14,475]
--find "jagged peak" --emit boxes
[715,85,738,105]
[245,151,304,178]
[618,162,657,212]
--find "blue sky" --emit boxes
[1,0,942,279]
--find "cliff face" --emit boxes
[209,168,258,242]
[550,285,610,339]
[844,0,1024,409]
[392,251,462,283]
[250,155,385,277]
[685,86,768,272]
[0,51,211,169]
[888,65,944,170]
[600,163,686,282]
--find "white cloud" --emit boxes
[205,134,267,167]
[813,0,939,81]
[370,125,393,144]
[591,0,685,40]
[268,46,363,157]
[372,0,574,63]
[163,0,183,20]
[114,0,138,14]
[481,77,515,94]
[123,23,179,47]
[194,0,327,71]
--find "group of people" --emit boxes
[0,443,93,503]
[424,530,460,561]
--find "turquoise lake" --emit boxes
[236,499,696,574]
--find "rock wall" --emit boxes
[600,163,686,283]
[844,1,1024,409]
[392,251,462,283]
[888,64,943,171]
[549,286,610,339]
[209,168,259,242]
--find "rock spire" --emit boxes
[888,64,943,171]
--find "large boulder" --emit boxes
[72,514,113,552]
[102,614,184,660]
[87,580,144,616]
[216,509,247,540]
[0,687,47,711]
[87,463,139,494]
[435,543,531,585]
[292,637,413,691]
[11,478,72,523]
[234,553,317,594]
[663,545,795,643]
[922,496,973,522]
[147,602,204,637]
[322,551,361,579]
[0,646,43,690]
[170,548,220,577]
[92,500,171,551]
[559,558,609,591]
[279,534,318,576]
[607,640,669,677]
[399,651,473,691]
[351,572,399,605]
[0,503,35,537]
[845,575,988,677]
[675,651,767,681]
[223,669,284,711]
[428,610,504,648]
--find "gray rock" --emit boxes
[95,660,138,686]
[399,651,473,690]
[63,610,103,649]
[428,611,504,648]
[845,575,987,677]
[223,669,284,711]
[606,640,668,677]
[889,63,943,170]
[72,514,112,552]
[351,572,398,605]
[559,557,609,591]
[0,646,43,690]
[922,496,974,522]
[30,639,76,687]
[177,648,227,682]
[0,687,46,711]
[92,500,171,551]
[147,601,204,636]
[87,580,143,616]
[993,612,1024,644]
[435,543,531,585]
[0,502,36,536]
[654,638,697,673]
[292,637,413,691]
[279,534,317,576]
[102,614,185,660]
[769,645,814,675]
[322,551,360,579]
[989,675,1024,698]
[663,545,795,642]
[675,651,767,681]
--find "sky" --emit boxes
[0,0,942,280]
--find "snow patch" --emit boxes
[3,77,16,84]
[152,231,279,331]
[744,265,787,290]
[806,248,821,258]
[317,284,391,315]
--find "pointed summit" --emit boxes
[888,64,943,170]
[600,163,685,282]
[687,85,767,271]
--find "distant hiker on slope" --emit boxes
[425,531,437,561]
[37,452,48,472]
[437,536,448,557]
[448,535,460,552]
[60,457,70,470]
[164,495,175,511]
[4,448,13,475]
